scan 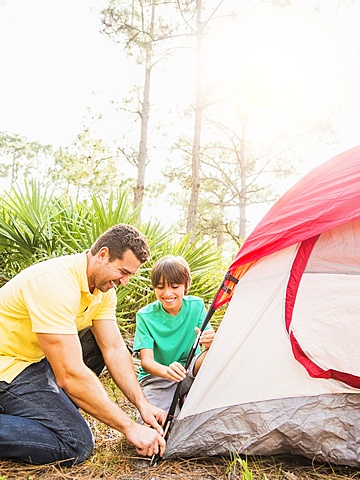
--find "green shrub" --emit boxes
[0,180,226,335]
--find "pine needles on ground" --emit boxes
[1,370,360,480]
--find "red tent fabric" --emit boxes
[214,145,360,309]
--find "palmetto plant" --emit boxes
[0,180,66,281]
[0,180,224,332]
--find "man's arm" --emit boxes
[90,319,166,429]
[37,331,165,458]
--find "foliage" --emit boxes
[0,180,67,280]
[51,129,127,200]
[52,191,145,254]
[164,104,299,250]
[0,181,223,334]
[0,131,52,187]
[101,0,182,57]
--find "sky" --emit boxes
[0,0,127,147]
[203,0,360,164]
[0,0,360,229]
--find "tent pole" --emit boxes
[150,305,215,467]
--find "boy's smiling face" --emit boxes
[154,278,186,316]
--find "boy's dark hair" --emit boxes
[151,255,191,294]
[90,224,150,264]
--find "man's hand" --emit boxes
[138,401,167,435]
[124,421,166,458]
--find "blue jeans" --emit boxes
[0,327,105,466]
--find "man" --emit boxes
[0,224,166,466]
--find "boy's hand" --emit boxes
[165,361,187,382]
[196,327,215,350]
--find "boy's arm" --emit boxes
[140,348,187,382]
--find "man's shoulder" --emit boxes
[24,251,84,273]
[10,252,86,290]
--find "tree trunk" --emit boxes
[133,0,155,216]
[239,137,247,240]
[186,0,203,236]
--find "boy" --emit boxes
[134,255,215,417]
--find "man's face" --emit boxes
[89,248,141,293]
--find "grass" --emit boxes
[1,372,360,479]
[2,440,360,480]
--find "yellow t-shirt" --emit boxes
[0,251,117,383]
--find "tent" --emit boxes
[164,145,360,467]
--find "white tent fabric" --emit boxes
[164,221,360,466]
[291,220,360,377]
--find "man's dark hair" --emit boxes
[90,224,150,264]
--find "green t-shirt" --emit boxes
[134,295,209,380]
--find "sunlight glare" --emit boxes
[202,6,350,138]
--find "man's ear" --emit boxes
[98,247,110,259]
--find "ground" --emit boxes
[2,445,360,479]
[1,373,360,479]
